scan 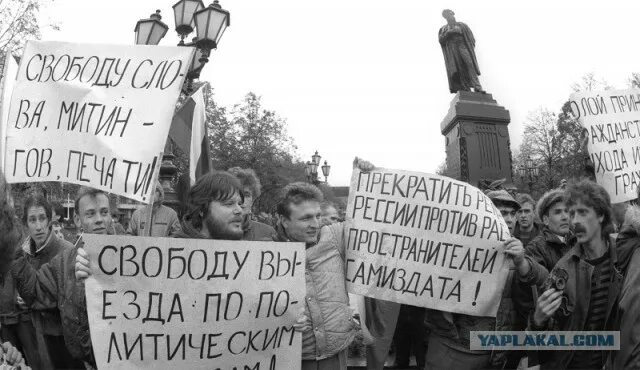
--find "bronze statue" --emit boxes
[439,9,484,94]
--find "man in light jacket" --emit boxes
[127,182,181,237]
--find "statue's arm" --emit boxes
[438,27,447,45]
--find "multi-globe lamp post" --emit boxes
[132,0,230,209]
[305,151,331,185]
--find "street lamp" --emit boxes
[321,160,331,183]
[518,156,539,193]
[134,10,169,46]
[172,0,204,44]
[306,151,330,185]
[134,0,230,93]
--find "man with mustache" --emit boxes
[173,171,245,240]
[11,187,116,369]
[530,180,621,369]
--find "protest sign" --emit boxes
[1,41,193,203]
[84,235,304,370]
[569,89,640,203]
[0,49,19,171]
[344,168,511,317]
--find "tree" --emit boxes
[519,108,563,191]
[0,0,57,55]
[206,92,307,213]
[515,73,610,197]
[570,72,611,92]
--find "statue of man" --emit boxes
[439,9,484,94]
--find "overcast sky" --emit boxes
[39,0,640,186]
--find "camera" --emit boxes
[542,268,568,292]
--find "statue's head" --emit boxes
[442,9,455,22]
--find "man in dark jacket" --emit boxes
[424,189,529,369]
[228,167,276,241]
[20,195,80,369]
[11,187,117,369]
[611,190,640,369]
[0,195,55,369]
[531,180,621,369]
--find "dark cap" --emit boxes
[486,189,521,211]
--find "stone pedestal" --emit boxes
[441,91,512,186]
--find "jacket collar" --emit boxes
[23,231,53,256]
[273,221,290,242]
[567,236,617,265]
[541,227,575,248]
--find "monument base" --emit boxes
[441,91,512,186]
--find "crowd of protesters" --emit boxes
[1,159,640,370]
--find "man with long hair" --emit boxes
[12,186,117,369]
[531,180,621,369]
[0,170,48,368]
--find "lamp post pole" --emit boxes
[133,1,230,211]
[518,156,539,194]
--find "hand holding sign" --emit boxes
[292,306,311,333]
[75,246,90,280]
[503,237,525,266]
[345,168,511,317]
[1,342,25,368]
[353,157,375,172]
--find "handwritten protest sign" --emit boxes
[345,168,511,317]
[84,235,304,370]
[1,41,193,203]
[569,89,640,203]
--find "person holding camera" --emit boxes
[529,180,622,370]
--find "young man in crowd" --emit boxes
[424,188,526,369]
[514,193,543,246]
[607,186,640,368]
[19,195,81,369]
[228,167,276,241]
[0,171,30,368]
[276,182,358,370]
[11,187,118,369]
[127,182,181,237]
[0,196,53,369]
[519,189,574,286]
[531,180,621,369]
[320,201,340,226]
